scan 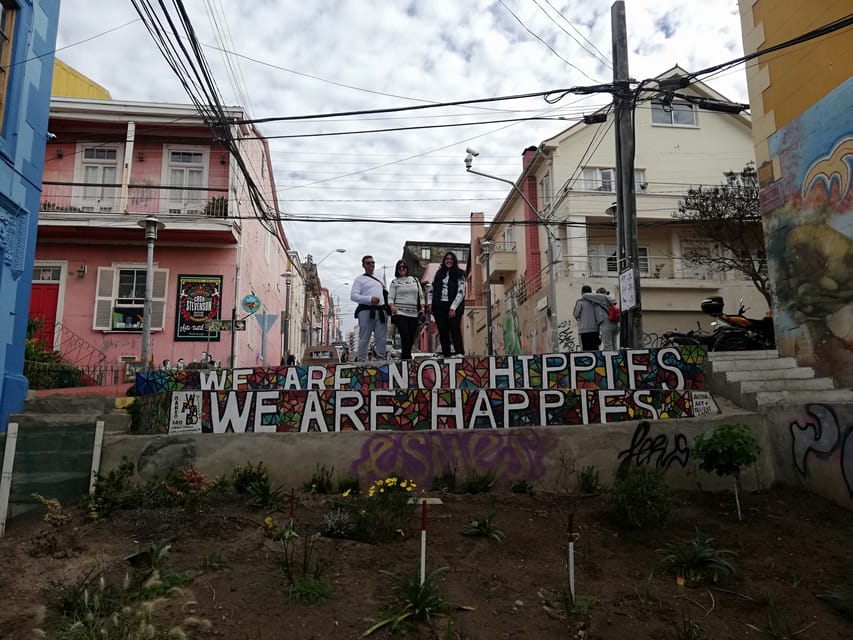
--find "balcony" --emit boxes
[485,241,518,283]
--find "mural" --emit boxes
[765,76,853,385]
[789,403,853,498]
[137,347,708,395]
[348,429,558,490]
[616,420,690,478]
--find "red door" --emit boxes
[29,283,59,348]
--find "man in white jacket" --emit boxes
[350,255,388,361]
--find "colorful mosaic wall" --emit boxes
[136,347,707,395]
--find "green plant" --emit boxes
[231,461,269,495]
[510,477,533,494]
[431,465,457,492]
[557,588,595,619]
[693,423,761,520]
[363,567,452,636]
[244,477,286,509]
[87,458,138,518]
[577,465,602,493]
[656,530,737,586]
[303,463,335,494]
[200,554,230,572]
[460,470,495,494]
[159,464,214,511]
[321,476,417,544]
[462,511,505,543]
[745,593,816,638]
[608,467,670,529]
[337,475,360,495]
[675,603,706,639]
[275,533,331,604]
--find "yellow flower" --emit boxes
[676,576,686,587]
[400,480,408,488]
[406,486,413,492]
[342,489,351,497]
[264,516,274,529]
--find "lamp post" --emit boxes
[137,216,165,370]
[316,247,346,266]
[465,153,560,353]
[480,238,494,356]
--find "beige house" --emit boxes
[467,66,765,355]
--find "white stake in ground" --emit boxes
[567,513,580,602]
[420,500,427,585]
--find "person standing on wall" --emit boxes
[428,251,466,357]
[351,255,388,361]
[389,259,425,360]
[573,284,609,350]
[596,287,620,350]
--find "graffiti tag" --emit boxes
[616,420,689,478]
[789,403,853,497]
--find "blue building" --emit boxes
[0,1,60,430]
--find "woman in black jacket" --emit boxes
[428,251,466,357]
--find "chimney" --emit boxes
[522,145,538,169]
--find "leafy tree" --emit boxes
[675,163,771,307]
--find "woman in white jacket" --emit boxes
[388,259,425,359]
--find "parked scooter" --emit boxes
[661,321,722,349]
[700,296,775,351]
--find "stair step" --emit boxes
[708,349,779,360]
[752,388,853,407]
[721,367,816,383]
[710,357,798,372]
[740,377,835,394]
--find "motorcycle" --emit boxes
[700,296,775,351]
[661,321,723,349]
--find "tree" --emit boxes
[674,163,771,308]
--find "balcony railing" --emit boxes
[40,181,229,218]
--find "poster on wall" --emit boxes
[175,275,222,341]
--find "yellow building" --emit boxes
[51,58,111,99]
[739,1,853,386]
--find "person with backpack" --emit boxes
[573,284,609,350]
[351,254,389,361]
[597,287,620,350]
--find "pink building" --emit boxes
[32,97,294,379]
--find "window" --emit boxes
[77,146,120,212]
[166,147,207,214]
[651,100,696,126]
[540,174,552,211]
[589,244,649,275]
[582,167,615,191]
[0,2,15,137]
[421,248,430,260]
[93,266,168,331]
[504,225,515,247]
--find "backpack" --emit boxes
[608,303,621,322]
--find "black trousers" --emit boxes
[580,331,601,350]
[394,314,419,359]
[432,302,464,357]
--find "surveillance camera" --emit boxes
[47,132,57,140]
[464,155,473,169]
[465,147,479,157]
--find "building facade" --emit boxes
[0,1,59,429]
[467,67,764,356]
[33,97,295,377]
[739,0,853,386]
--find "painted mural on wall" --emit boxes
[764,76,853,386]
[133,348,717,434]
[788,403,852,499]
[175,275,222,341]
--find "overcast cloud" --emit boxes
[54,0,748,329]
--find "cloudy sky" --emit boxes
[54,0,747,327]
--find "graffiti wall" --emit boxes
[763,76,853,386]
[133,348,717,434]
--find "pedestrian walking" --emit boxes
[573,284,609,350]
[597,287,619,350]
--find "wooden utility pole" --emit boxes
[611,1,642,348]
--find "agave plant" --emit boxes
[657,530,737,586]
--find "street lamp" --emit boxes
[480,238,494,356]
[465,152,560,353]
[316,247,346,266]
[137,216,165,370]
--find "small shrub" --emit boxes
[29,494,80,558]
[693,422,761,520]
[88,457,138,518]
[245,477,286,510]
[320,507,358,539]
[200,554,230,572]
[320,476,417,544]
[364,567,452,636]
[431,465,457,492]
[159,464,214,511]
[462,511,505,543]
[460,470,495,494]
[231,461,269,495]
[657,530,737,586]
[510,477,533,494]
[303,463,335,494]
[337,475,360,496]
[608,467,670,529]
[577,465,602,493]
[275,534,331,604]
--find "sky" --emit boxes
[53,0,748,329]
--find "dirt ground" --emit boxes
[1,486,852,640]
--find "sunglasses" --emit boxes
[398,264,408,269]
[364,261,375,265]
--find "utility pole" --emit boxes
[611,1,642,348]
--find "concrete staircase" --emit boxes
[10,388,132,432]
[706,349,853,410]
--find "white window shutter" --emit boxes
[93,267,115,330]
[150,269,169,330]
